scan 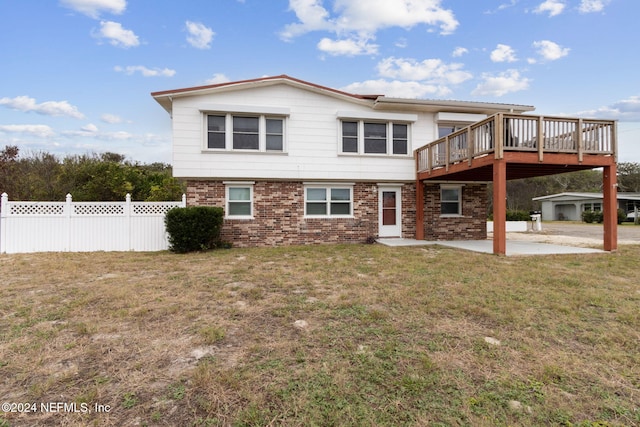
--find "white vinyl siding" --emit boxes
[171,86,424,181]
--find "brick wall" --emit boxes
[186,180,415,247]
[421,182,487,240]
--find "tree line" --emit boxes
[505,163,640,212]
[494,162,640,213]
[0,145,184,201]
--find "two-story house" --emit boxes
[152,75,618,253]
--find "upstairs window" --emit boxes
[340,120,410,156]
[342,121,358,153]
[207,115,226,149]
[233,116,259,150]
[364,123,387,154]
[206,114,285,152]
[266,119,284,151]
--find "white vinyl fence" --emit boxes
[0,193,186,253]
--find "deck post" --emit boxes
[415,179,425,240]
[492,159,507,255]
[603,164,618,252]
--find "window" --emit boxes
[266,118,283,151]
[393,124,408,155]
[225,183,254,218]
[441,185,462,216]
[364,123,387,153]
[438,123,466,138]
[205,114,285,152]
[582,203,602,212]
[342,121,358,153]
[207,115,226,149]
[340,120,409,155]
[233,116,259,150]
[305,185,353,217]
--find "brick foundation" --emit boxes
[186,180,415,247]
[422,183,487,240]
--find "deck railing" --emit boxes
[416,113,616,173]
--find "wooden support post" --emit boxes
[603,164,618,252]
[577,118,584,163]
[537,116,544,162]
[492,159,507,255]
[415,179,425,240]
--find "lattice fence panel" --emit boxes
[73,204,125,215]
[132,203,181,215]
[9,203,65,215]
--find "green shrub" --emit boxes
[581,210,603,224]
[506,210,531,221]
[165,206,224,253]
[617,208,627,224]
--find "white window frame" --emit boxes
[338,120,411,156]
[224,182,254,219]
[440,184,462,217]
[204,113,287,153]
[582,202,602,212]
[336,111,416,157]
[304,183,354,218]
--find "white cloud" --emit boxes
[533,0,565,17]
[579,0,610,13]
[532,40,570,61]
[281,0,459,55]
[490,44,517,63]
[0,96,85,119]
[60,0,126,19]
[63,126,133,140]
[96,21,139,48]
[101,113,122,124]
[484,0,517,14]
[395,38,408,48]
[63,123,100,137]
[452,47,468,57]
[471,69,531,97]
[185,21,214,49]
[341,79,452,98]
[114,65,176,77]
[575,96,640,121]
[317,37,378,56]
[0,124,56,138]
[204,73,231,85]
[377,57,472,85]
[281,0,332,40]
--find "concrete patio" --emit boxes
[376,238,605,256]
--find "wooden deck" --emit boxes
[416,113,616,181]
[414,113,618,254]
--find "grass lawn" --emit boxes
[1,244,639,426]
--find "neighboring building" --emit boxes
[152,75,618,253]
[533,192,640,221]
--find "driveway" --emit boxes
[505,221,640,246]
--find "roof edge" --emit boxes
[374,96,535,114]
[151,74,380,100]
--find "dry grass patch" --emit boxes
[1,245,639,426]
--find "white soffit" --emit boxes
[436,112,487,123]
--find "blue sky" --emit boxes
[1,0,639,164]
